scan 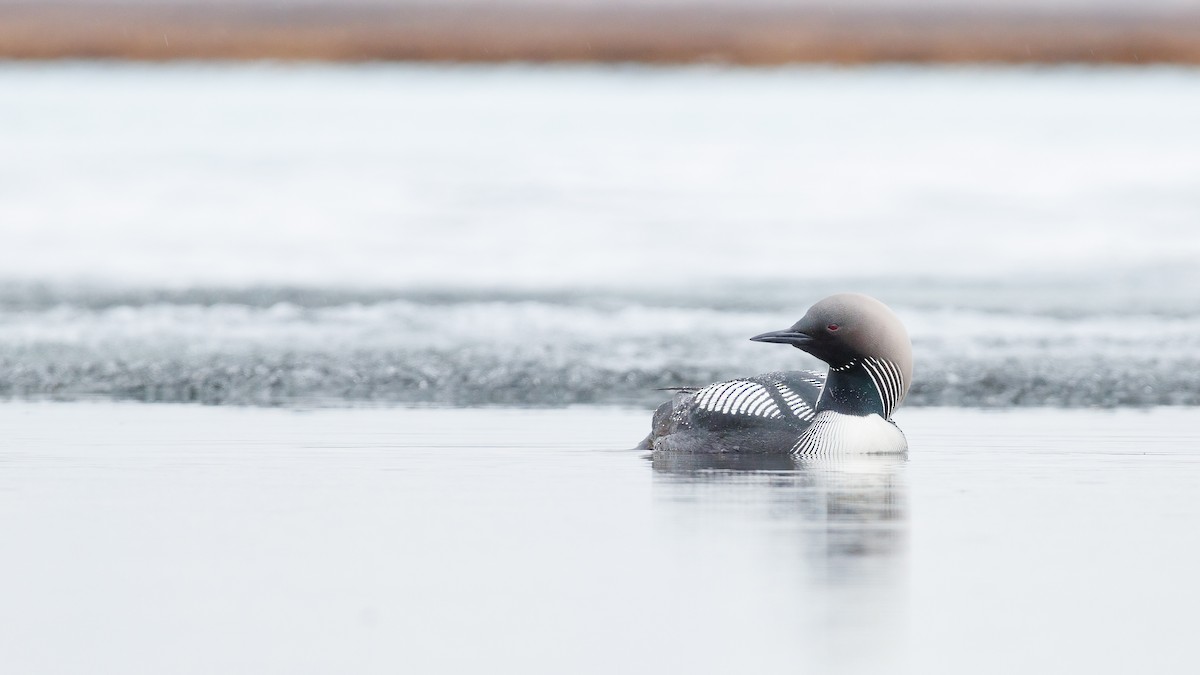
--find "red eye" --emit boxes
[827,324,840,332]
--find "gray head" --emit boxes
[750,293,913,398]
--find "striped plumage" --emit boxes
[861,357,906,419]
[691,380,784,419]
[687,371,823,426]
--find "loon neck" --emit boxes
[816,357,906,419]
[816,360,884,416]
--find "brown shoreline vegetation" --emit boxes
[2,4,1200,64]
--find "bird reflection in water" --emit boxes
[647,451,909,670]
[649,451,908,583]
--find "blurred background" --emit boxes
[4,1,1200,63]
[2,0,1199,407]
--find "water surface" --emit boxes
[1,403,1196,673]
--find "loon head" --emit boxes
[750,293,913,399]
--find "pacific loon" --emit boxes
[639,293,912,455]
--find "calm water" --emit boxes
[2,63,1200,407]
[1,403,1197,674]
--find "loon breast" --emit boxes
[790,411,908,456]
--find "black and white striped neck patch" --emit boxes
[860,357,906,419]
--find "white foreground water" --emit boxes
[2,63,1199,407]
[0,403,1197,674]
